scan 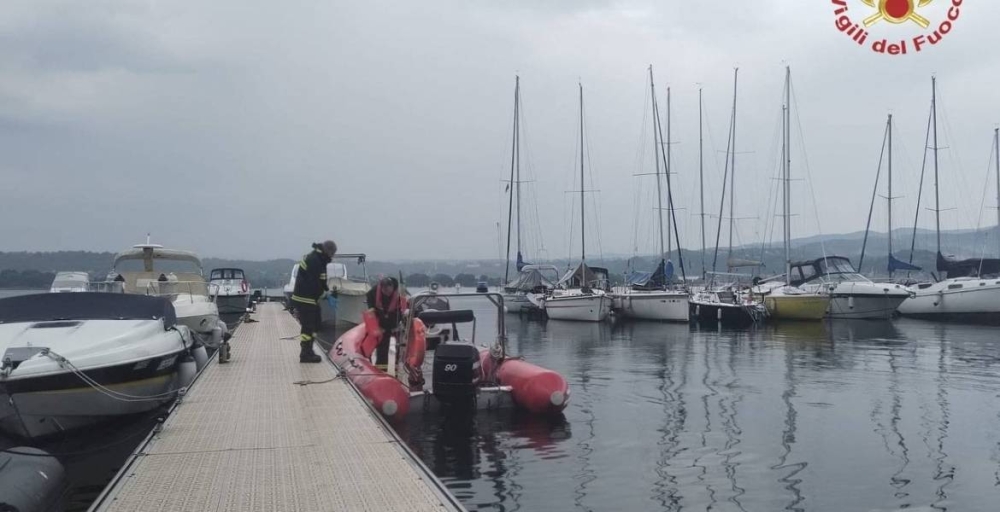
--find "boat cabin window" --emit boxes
[948,284,963,290]
[210,269,244,280]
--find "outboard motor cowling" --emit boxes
[432,343,481,405]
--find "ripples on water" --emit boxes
[397,298,1000,511]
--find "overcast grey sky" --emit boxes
[1,1,998,261]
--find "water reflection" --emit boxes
[396,310,1000,511]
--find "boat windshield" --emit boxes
[817,258,866,282]
[210,269,244,280]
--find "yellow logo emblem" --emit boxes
[862,0,934,29]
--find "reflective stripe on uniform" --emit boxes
[291,295,317,305]
[300,333,313,341]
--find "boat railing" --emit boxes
[87,281,126,294]
[145,281,215,303]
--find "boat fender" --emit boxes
[218,341,231,364]
[848,296,855,309]
[359,310,383,359]
[178,353,197,388]
[717,308,722,321]
[191,344,209,372]
[0,447,66,512]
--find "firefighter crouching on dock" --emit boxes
[291,240,337,363]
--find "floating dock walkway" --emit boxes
[90,303,462,512]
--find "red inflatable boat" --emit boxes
[328,292,569,421]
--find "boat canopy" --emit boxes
[50,271,90,290]
[114,244,202,273]
[626,259,672,288]
[0,293,176,327]
[888,254,921,273]
[558,263,609,289]
[936,252,1000,278]
[505,266,557,292]
[788,256,868,286]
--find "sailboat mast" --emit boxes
[503,76,518,284]
[932,76,941,256]
[666,86,673,259]
[728,69,739,265]
[650,66,666,260]
[515,76,522,260]
[579,82,586,262]
[783,66,792,285]
[888,114,893,277]
[995,127,999,257]
[699,87,706,277]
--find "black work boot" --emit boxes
[299,341,322,363]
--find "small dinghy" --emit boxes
[0,293,199,439]
[329,291,569,420]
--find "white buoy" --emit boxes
[192,344,208,371]
[178,354,197,388]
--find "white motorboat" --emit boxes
[543,263,612,322]
[208,268,250,318]
[283,264,298,310]
[897,79,1000,323]
[503,265,559,314]
[0,293,196,439]
[791,257,911,319]
[49,271,89,293]
[108,242,226,347]
[320,254,370,326]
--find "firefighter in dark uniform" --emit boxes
[291,240,337,363]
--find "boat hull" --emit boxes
[215,294,249,316]
[763,294,830,321]
[319,290,367,326]
[543,294,611,322]
[897,278,1000,324]
[615,291,689,322]
[690,301,761,327]
[827,294,907,319]
[0,352,184,439]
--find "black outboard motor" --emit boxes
[0,447,67,512]
[432,342,481,406]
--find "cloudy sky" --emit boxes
[1,0,998,261]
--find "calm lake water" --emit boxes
[385,296,1000,512]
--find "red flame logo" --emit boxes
[862,0,933,28]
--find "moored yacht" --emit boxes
[0,293,195,439]
[791,257,911,319]
[108,242,226,347]
[49,271,89,293]
[503,264,559,314]
[897,80,1000,324]
[208,268,251,317]
[543,263,613,322]
[320,253,370,326]
[283,264,298,310]
[615,260,689,322]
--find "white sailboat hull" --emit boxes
[544,294,611,322]
[897,277,1000,322]
[614,290,689,322]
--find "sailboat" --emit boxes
[897,78,1000,323]
[500,76,560,314]
[542,83,613,322]
[615,66,689,322]
[689,68,768,326]
[806,114,912,319]
[756,67,831,321]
